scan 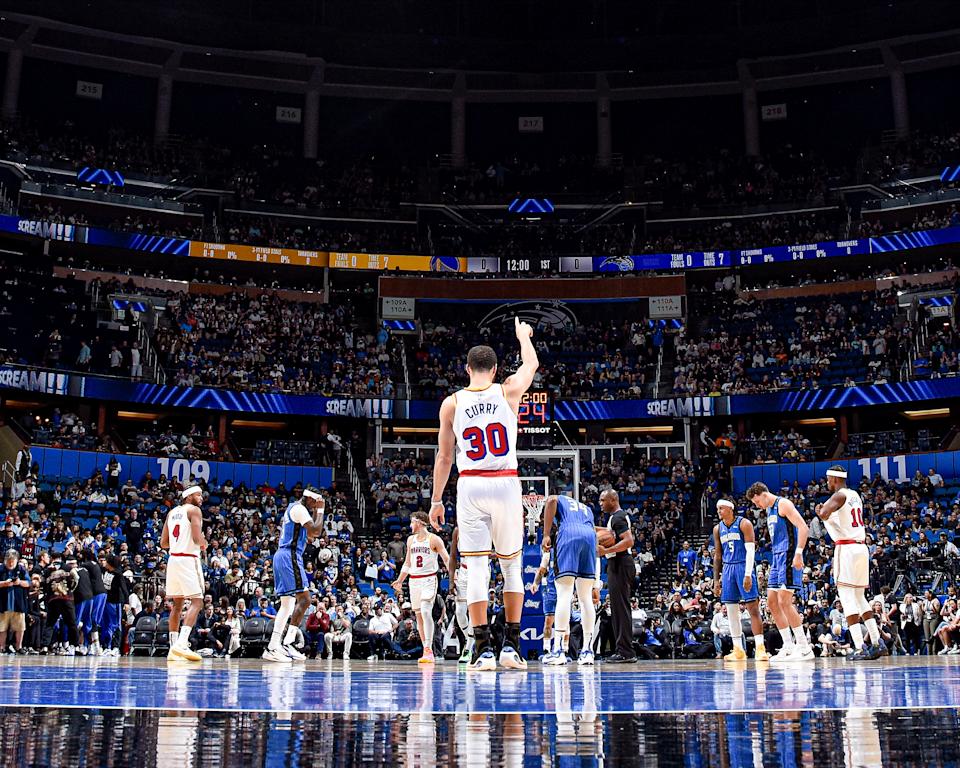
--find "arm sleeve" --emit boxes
[289,504,311,525]
[744,542,756,574]
[539,551,550,570]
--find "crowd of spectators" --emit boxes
[410,316,659,401]
[672,289,906,396]
[153,291,398,396]
[132,425,224,461]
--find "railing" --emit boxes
[1,461,13,496]
[653,343,664,398]
[20,180,203,216]
[346,448,367,529]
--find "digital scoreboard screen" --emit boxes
[518,389,552,442]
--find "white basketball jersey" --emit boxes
[825,487,866,544]
[165,504,201,556]
[408,534,439,576]
[453,384,518,472]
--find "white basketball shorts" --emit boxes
[166,555,204,598]
[456,474,524,560]
[833,542,869,588]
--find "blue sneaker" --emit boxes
[577,650,595,666]
[469,649,496,671]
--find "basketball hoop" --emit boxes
[522,493,546,521]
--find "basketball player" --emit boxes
[392,510,451,664]
[160,485,207,662]
[746,482,814,662]
[263,487,326,663]
[449,526,475,665]
[817,466,887,660]
[429,316,539,671]
[540,494,599,665]
[713,498,769,662]
[531,547,557,660]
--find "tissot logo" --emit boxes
[646,397,714,418]
[324,399,393,419]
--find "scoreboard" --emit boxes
[518,389,553,447]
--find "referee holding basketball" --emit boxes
[598,489,637,663]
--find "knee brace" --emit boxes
[465,555,490,605]
[499,554,524,594]
[837,585,861,618]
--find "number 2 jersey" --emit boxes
[824,487,866,544]
[453,383,518,473]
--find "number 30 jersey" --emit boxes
[453,383,518,473]
[824,487,866,543]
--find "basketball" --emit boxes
[596,527,615,548]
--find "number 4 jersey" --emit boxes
[824,487,866,543]
[453,383,518,473]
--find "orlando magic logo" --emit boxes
[598,255,635,272]
[478,301,578,334]
[430,255,462,272]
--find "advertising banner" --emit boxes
[188,241,327,268]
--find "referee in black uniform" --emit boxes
[599,489,637,663]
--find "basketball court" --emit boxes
[2,655,959,765]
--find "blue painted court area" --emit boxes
[1,656,959,715]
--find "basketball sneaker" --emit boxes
[170,645,202,662]
[724,646,747,662]
[754,646,771,662]
[499,645,528,670]
[262,646,293,664]
[543,652,569,666]
[459,645,473,665]
[577,650,595,666]
[283,643,307,661]
[791,646,815,662]
[418,649,436,665]
[768,646,796,663]
[469,649,497,671]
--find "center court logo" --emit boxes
[646,396,714,418]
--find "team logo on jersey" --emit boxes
[478,301,578,333]
[598,255,635,271]
[430,255,462,272]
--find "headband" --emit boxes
[716,499,735,510]
[303,489,322,500]
[181,486,202,499]
[825,469,848,479]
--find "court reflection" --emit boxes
[0,705,957,767]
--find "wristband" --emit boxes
[795,548,803,556]
[430,500,444,507]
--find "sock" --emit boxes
[553,631,568,654]
[575,578,597,655]
[753,635,765,651]
[466,627,475,653]
[284,626,298,645]
[863,618,881,645]
[792,625,810,650]
[849,623,864,650]
[506,622,521,650]
[270,596,296,650]
[728,604,743,651]
[178,626,193,648]
[421,604,435,648]
[169,630,179,648]
[778,627,794,649]
[474,625,491,655]
[543,633,552,652]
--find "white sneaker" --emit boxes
[543,653,569,666]
[76,646,88,656]
[769,646,796,663]
[469,650,497,671]
[578,650,595,666]
[791,646,815,661]
[367,654,379,661]
[499,646,527,670]
[283,643,307,661]
[949,645,960,655]
[262,647,293,664]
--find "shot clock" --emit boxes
[518,389,553,446]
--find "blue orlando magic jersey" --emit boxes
[555,495,595,534]
[766,498,794,554]
[718,516,747,564]
[278,502,308,557]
